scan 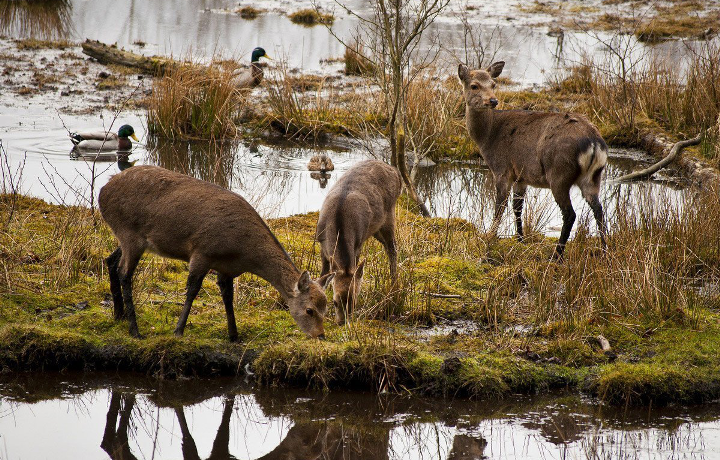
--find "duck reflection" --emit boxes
[310,171,331,188]
[0,0,72,40]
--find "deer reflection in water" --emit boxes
[99,390,487,459]
[100,392,138,460]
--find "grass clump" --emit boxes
[236,6,263,19]
[288,9,334,26]
[14,38,72,50]
[344,43,375,76]
[147,64,245,140]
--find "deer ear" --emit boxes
[487,61,505,78]
[297,270,312,293]
[354,259,366,279]
[458,63,469,82]
[317,272,335,290]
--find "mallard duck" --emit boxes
[231,47,271,89]
[70,124,139,151]
[307,154,334,172]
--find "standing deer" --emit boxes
[99,166,333,341]
[459,62,608,257]
[316,160,402,324]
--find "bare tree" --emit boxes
[323,0,450,217]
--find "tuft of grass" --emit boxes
[344,43,375,76]
[288,9,334,26]
[147,63,245,140]
[236,6,263,20]
[14,38,72,50]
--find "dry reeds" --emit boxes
[147,63,245,140]
[567,42,720,160]
[288,9,334,26]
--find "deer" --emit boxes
[316,160,402,325]
[458,62,608,257]
[98,165,334,341]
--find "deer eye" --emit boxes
[470,84,479,90]
[306,308,314,316]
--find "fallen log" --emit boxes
[81,39,175,74]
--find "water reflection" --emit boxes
[0,0,72,40]
[1,374,719,459]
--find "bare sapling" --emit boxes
[316,160,402,324]
[99,166,334,340]
[459,62,608,257]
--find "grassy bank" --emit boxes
[1,187,719,405]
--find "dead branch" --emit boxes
[615,131,705,182]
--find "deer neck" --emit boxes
[252,242,300,301]
[466,106,496,155]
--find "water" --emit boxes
[1,373,719,459]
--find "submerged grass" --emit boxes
[2,183,720,405]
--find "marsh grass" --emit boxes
[147,63,245,140]
[557,42,720,161]
[264,63,379,140]
[288,9,334,26]
[344,43,375,76]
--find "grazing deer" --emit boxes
[316,160,402,324]
[99,166,333,340]
[459,62,608,257]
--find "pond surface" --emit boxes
[1,373,719,459]
[0,102,688,238]
[0,0,702,84]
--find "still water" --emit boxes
[1,373,719,460]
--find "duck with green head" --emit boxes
[70,124,139,152]
[232,47,271,89]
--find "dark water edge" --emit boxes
[1,371,720,459]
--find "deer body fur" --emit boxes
[459,62,607,256]
[316,160,402,324]
[99,165,332,340]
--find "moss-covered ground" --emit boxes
[1,190,719,406]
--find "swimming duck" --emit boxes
[307,154,334,172]
[231,47,271,89]
[70,124,139,152]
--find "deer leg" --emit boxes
[118,246,143,338]
[490,180,511,237]
[512,184,527,242]
[586,194,607,249]
[320,252,331,277]
[551,188,576,259]
[105,247,124,320]
[174,259,209,337]
[216,273,238,342]
[375,221,398,282]
[175,407,201,460]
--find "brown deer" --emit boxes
[99,166,333,340]
[316,160,402,324]
[459,62,608,257]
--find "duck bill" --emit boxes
[263,53,272,61]
[130,133,139,142]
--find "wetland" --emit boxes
[1,0,720,458]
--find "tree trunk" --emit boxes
[397,128,431,216]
